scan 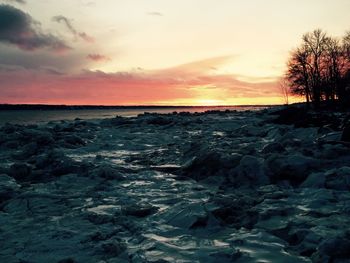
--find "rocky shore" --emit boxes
[1,107,350,262]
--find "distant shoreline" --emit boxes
[0,104,278,111]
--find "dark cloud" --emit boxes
[147,12,163,16]
[0,45,86,72]
[0,4,70,52]
[87,53,110,62]
[52,15,94,43]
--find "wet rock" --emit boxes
[1,123,17,134]
[163,202,214,229]
[312,235,350,262]
[99,239,127,257]
[181,150,241,181]
[94,165,125,180]
[325,167,350,190]
[209,249,242,261]
[0,174,20,202]
[341,124,350,142]
[8,163,32,181]
[271,106,341,128]
[21,128,54,146]
[262,142,285,154]
[212,196,260,229]
[57,258,76,263]
[101,116,132,127]
[121,204,158,218]
[301,172,326,188]
[268,154,318,186]
[86,213,113,225]
[146,116,173,126]
[229,155,270,187]
[13,142,39,160]
[64,135,85,147]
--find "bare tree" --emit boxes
[323,37,343,101]
[279,78,289,105]
[286,46,311,104]
[344,31,350,60]
[286,29,350,108]
[302,29,328,107]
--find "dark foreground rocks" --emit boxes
[1,108,350,262]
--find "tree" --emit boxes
[279,78,289,105]
[285,29,350,108]
[302,29,328,107]
[286,46,311,104]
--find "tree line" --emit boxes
[285,29,350,108]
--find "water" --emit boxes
[0,106,269,125]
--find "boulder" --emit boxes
[94,165,125,180]
[300,172,326,188]
[325,167,350,191]
[312,235,350,262]
[230,155,270,187]
[0,174,20,202]
[8,163,32,181]
[262,142,285,154]
[341,124,350,142]
[121,204,158,218]
[268,154,318,185]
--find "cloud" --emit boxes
[52,15,94,43]
[4,0,26,4]
[0,4,70,52]
[147,12,163,16]
[0,56,281,105]
[87,53,110,62]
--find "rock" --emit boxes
[268,154,318,186]
[146,116,173,126]
[101,116,132,127]
[300,172,326,188]
[22,128,54,146]
[341,124,350,142]
[230,155,270,187]
[57,258,76,263]
[64,135,85,147]
[325,167,350,190]
[99,239,127,257]
[163,202,214,229]
[86,213,113,225]
[121,204,158,218]
[0,174,20,202]
[312,235,350,262]
[2,123,17,134]
[181,151,223,181]
[181,148,241,181]
[271,106,341,128]
[94,165,125,180]
[8,163,32,181]
[212,203,258,229]
[262,142,285,154]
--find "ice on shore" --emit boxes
[1,108,350,262]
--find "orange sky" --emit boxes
[0,0,349,105]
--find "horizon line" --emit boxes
[0,103,282,108]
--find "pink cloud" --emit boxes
[0,57,281,105]
[86,54,110,62]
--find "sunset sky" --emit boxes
[0,0,349,105]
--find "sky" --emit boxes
[0,0,349,106]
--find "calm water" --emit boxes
[0,106,269,125]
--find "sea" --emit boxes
[0,106,271,125]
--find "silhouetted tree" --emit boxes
[279,78,289,105]
[285,29,350,108]
[286,46,311,104]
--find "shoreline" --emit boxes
[1,108,350,262]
